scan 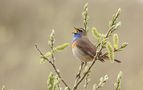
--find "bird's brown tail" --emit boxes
[99,55,121,63]
[114,59,121,63]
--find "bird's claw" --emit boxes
[99,58,105,62]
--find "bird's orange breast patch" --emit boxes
[72,42,77,48]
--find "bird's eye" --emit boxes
[78,30,83,32]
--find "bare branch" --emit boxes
[75,62,84,83]
[84,69,90,90]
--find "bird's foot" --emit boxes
[99,59,105,62]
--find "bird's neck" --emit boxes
[72,33,82,42]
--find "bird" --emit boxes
[72,27,121,78]
[72,27,121,63]
[72,27,97,62]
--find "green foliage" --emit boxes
[121,42,128,49]
[92,27,102,42]
[47,72,59,90]
[113,34,119,49]
[49,29,55,46]
[40,43,69,64]
[114,71,123,90]
[109,8,121,27]
[54,43,69,51]
[92,27,101,39]
[40,30,69,64]
[82,2,89,32]
[92,27,108,48]
[106,42,115,63]
[91,8,127,64]
[40,52,52,64]
[107,8,121,37]
[113,22,121,30]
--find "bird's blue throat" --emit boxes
[72,33,82,42]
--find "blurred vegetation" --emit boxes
[1,85,12,90]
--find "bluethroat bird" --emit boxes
[72,27,121,63]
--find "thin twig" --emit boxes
[35,45,71,90]
[95,80,107,90]
[84,68,90,90]
[106,24,116,38]
[75,62,84,83]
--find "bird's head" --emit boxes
[72,27,87,42]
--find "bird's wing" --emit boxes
[76,37,96,57]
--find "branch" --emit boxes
[75,62,84,83]
[35,45,71,90]
[84,68,90,90]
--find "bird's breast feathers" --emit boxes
[72,39,95,62]
[72,41,77,48]
[72,44,93,62]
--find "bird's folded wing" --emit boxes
[76,38,96,57]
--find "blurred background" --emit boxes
[0,0,142,90]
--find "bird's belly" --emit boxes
[72,47,93,62]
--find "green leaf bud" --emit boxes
[106,42,114,63]
[54,43,69,51]
[121,42,128,49]
[113,34,119,49]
